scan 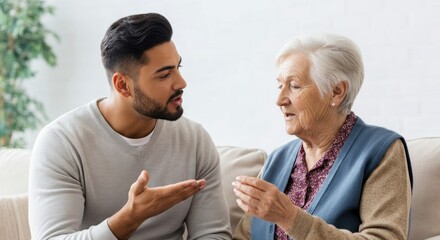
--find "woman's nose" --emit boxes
[276,89,290,106]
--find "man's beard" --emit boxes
[132,86,184,121]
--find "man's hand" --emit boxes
[233,176,297,232]
[108,170,206,239]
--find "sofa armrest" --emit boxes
[407,137,440,240]
[217,146,267,233]
[0,194,31,240]
[0,149,32,197]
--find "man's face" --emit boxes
[131,41,186,121]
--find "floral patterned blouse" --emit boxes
[275,112,357,240]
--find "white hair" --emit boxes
[276,33,364,115]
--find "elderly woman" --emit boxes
[233,34,413,240]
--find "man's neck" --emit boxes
[97,97,156,139]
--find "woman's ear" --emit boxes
[332,80,348,105]
[112,72,132,97]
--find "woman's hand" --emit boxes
[233,176,298,231]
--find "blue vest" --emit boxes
[251,118,413,239]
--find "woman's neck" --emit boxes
[301,113,348,170]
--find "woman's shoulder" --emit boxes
[354,116,403,143]
[263,139,301,171]
[271,138,301,156]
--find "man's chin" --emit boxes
[159,108,184,121]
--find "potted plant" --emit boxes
[0,0,58,148]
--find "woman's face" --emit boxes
[276,53,332,137]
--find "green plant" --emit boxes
[0,0,57,148]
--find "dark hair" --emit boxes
[100,13,173,84]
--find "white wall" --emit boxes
[25,0,440,152]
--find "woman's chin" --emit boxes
[285,126,298,136]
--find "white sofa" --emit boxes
[1,138,439,240]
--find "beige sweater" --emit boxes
[29,100,232,240]
[233,140,411,240]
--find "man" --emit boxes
[29,13,232,239]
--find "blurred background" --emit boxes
[3,0,440,153]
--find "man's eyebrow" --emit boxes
[154,57,182,74]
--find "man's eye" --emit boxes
[160,73,170,79]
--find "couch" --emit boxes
[1,138,439,240]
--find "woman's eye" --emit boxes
[290,84,300,89]
[277,82,299,90]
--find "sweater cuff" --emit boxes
[89,219,118,240]
[287,208,314,239]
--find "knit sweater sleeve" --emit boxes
[233,139,411,240]
[184,125,233,239]
[285,139,411,240]
[28,125,117,240]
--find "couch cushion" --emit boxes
[407,138,440,240]
[0,193,31,240]
[217,146,267,233]
[0,149,32,197]
[426,237,440,240]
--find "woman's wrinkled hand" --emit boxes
[233,176,298,231]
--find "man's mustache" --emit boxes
[168,89,184,102]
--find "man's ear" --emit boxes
[112,72,132,97]
[332,80,348,105]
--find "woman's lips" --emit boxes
[284,113,294,120]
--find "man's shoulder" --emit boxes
[176,116,201,126]
[161,116,204,131]
[43,100,98,135]
[157,117,213,146]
